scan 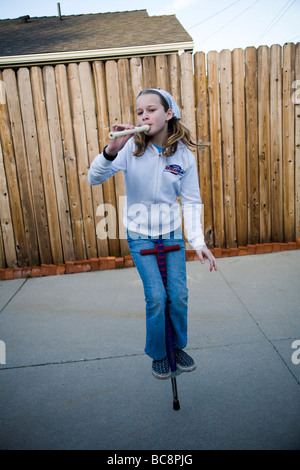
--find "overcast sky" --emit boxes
[1,0,299,53]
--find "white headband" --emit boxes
[148,88,181,120]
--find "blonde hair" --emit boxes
[133,89,200,158]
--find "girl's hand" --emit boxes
[195,246,217,272]
[106,124,136,155]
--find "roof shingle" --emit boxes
[0,10,193,57]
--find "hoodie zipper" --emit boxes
[153,147,162,204]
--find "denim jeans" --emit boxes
[127,229,188,360]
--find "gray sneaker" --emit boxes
[152,357,171,379]
[175,349,196,372]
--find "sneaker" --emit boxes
[152,357,171,380]
[175,349,196,372]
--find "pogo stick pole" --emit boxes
[141,240,180,411]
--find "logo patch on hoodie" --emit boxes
[163,164,186,176]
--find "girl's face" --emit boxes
[136,93,173,146]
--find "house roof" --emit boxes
[0,10,194,67]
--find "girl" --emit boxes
[88,88,217,380]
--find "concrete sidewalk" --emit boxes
[0,250,299,450]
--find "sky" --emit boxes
[0,0,299,53]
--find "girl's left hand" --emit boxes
[196,246,217,272]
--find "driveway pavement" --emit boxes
[0,250,299,450]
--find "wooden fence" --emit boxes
[0,43,299,268]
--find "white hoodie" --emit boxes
[88,139,205,248]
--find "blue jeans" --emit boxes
[127,230,188,360]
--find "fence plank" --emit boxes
[0,78,29,266]
[92,61,110,148]
[143,56,156,88]
[0,219,5,268]
[105,60,125,255]
[43,66,75,261]
[245,47,259,244]
[130,57,143,113]
[0,73,15,268]
[67,63,97,259]
[220,49,237,248]
[194,51,213,247]
[55,64,86,261]
[17,68,52,264]
[180,52,197,142]
[207,50,224,247]
[282,43,295,242]
[232,48,248,246]
[168,54,182,116]
[0,136,16,267]
[295,43,300,239]
[270,44,283,242]
[79,61,109,257]
[181,52,198,247]
[118,59,135,125]
[0,80,5,268]
[93,61,119,256]
[117,59,135,250]
[258,46,271,243]
[156,55,170,91]
[2,69,39,266]
[30,66,63,265]
[0,137,4,268]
